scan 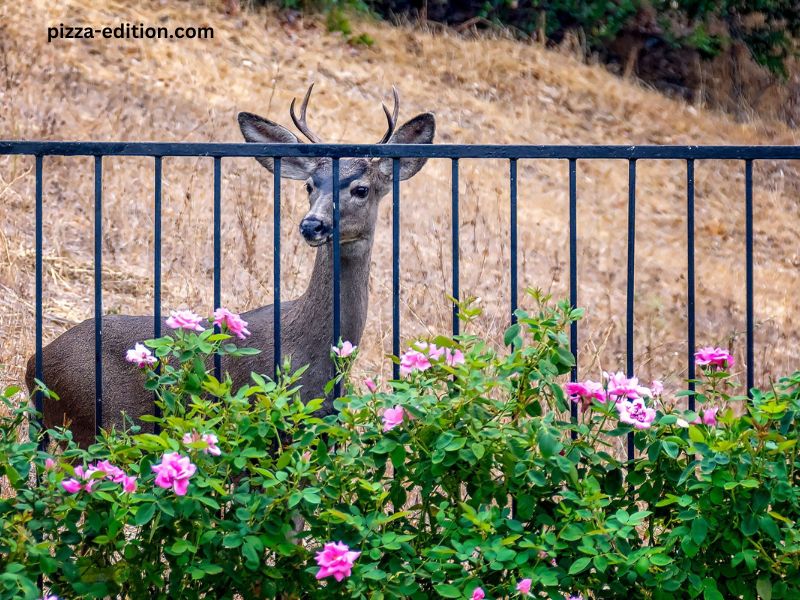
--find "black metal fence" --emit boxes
[2,141,799,460]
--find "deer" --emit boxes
[25,85,436,448]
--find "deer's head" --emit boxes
[238,85,435,257]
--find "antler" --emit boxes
[377,86,400,144]
[290,84,400,144]
[290,84,324,143]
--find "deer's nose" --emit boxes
[300,217,331,243]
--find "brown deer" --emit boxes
[25,85,435,447]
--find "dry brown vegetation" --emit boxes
[1,0,799,412]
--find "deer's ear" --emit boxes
[380,113,436,180]
[238,112,317,180]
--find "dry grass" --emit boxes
[1,0,799,412]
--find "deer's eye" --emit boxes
[352,186,369,199]
[305,182,313,194]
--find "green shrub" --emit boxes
[260,0,799,78]
[1,293,798,598]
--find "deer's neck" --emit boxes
[298,240,372,346]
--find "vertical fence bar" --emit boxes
[94,155,103,437]
[626,159,636,460]
[153,156,163,431]
[392,158,401,380]
[213,157,222,380]
[273,158,282,375]
[569,159,578,436]
[686,159,696,410]
[34,154,45,590]
[451,159,460,336]
[745,159,754,397]
[509,159,518,326]
[34,155,44,439]
[332,158,341,397]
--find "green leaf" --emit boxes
[195,496,220,510]
[559,523,584,542]
[434,584,462,598]
[470,443,485,459]
[537,428,560,458]
[134,503,157,526]
[276,451,293,470]
[703,578,724,600]
[757,577,772,600]
[650,553,673,566]
[242,540,260,567]
[230,347,261,356]
[593,554,609,572]
[503,323,521,347]
[568,556,592,575]
[444,437,467,451]
[691,518,708,545]
[169,539,193,555]
[688,426,706,444]
[662,441,680,458]
[555,346,575,367]
[202,563,223,575]
[373,438,398,454]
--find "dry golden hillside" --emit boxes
[1,0,799,403]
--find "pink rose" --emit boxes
[331,341,356,358]
[702,407,718,426]
[471,587,486,600]
[91,460,139,493]
[166,309,205,332]
[604,371,653,402]
[382,406,405,432]
[125,343,157,368]
[445,348,465,367]
[44,458,57,471]
[399,349,431,376]
[213,307,251,340]
[695,346,734,369]
[94,460,125,482]
[183,431,222,456]
[60,464,100,494]
[517,578,532,595]
[616,397,657,429]
[565,380,606,409]
[151,452,197,496]
[413,341,445,360]
[122,475,137,493]
[61,478,82,494]
[314,541,361,581]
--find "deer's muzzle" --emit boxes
[300,216,332,246]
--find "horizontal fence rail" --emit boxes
[4,141,800,159]
[3,140,799,462]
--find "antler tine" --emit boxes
[377,86,400,144]
[290,83,323,143]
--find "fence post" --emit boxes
[94,155,104,437]
[626,159,636,460]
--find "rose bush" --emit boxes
[0,293,798,599]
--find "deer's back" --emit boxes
[24,300,337,447]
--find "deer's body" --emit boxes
[25,85,435,447]
[26,243,369,447]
